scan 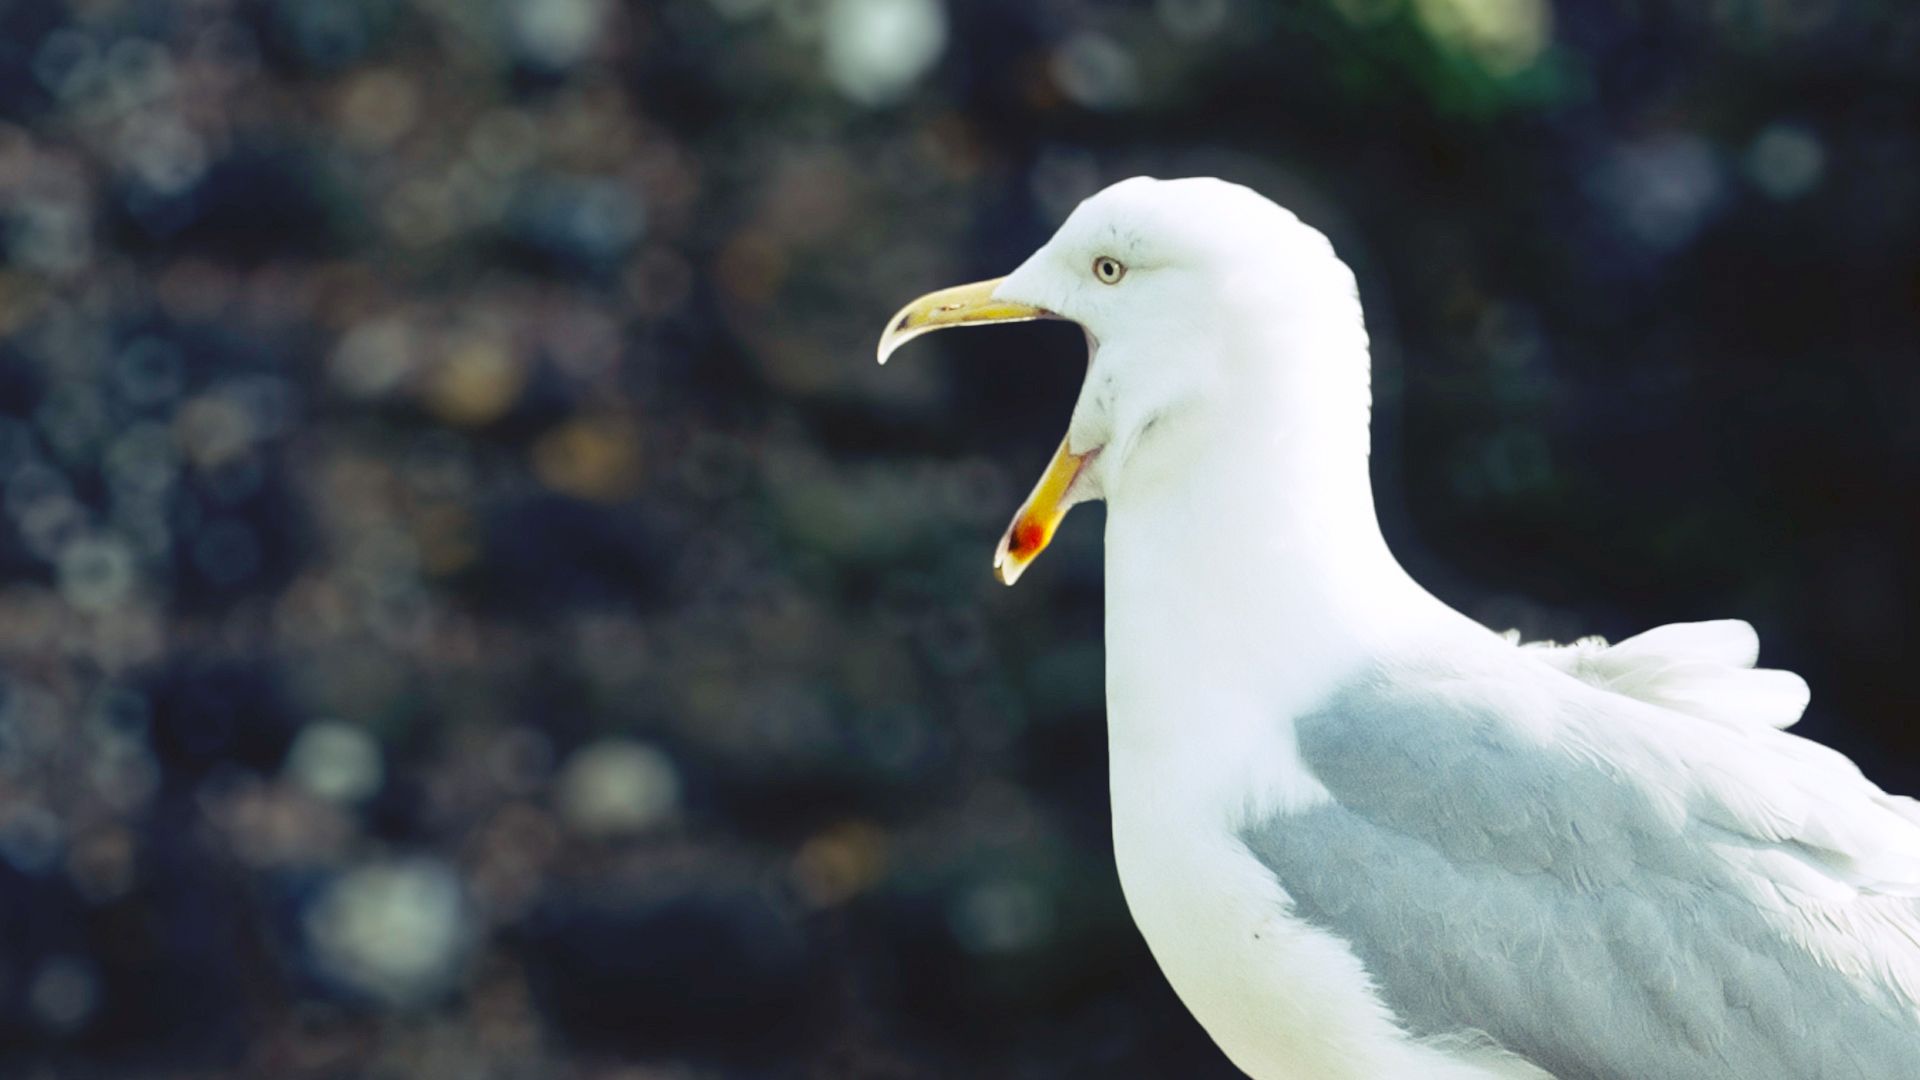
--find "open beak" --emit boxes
[877,277,1091,586]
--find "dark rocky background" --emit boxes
[0,0,1916,1076]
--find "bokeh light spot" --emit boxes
[822,0,948,106]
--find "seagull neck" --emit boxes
[1100,401,1454,748]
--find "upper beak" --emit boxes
[876,278,1053,364]
[876,277,1093,586]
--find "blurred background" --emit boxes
[0,0,1917,1076]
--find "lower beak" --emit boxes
[992,438,1095,586]
[876,277,1090,587]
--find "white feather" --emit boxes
[1513,619,1811,730]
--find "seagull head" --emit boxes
[878,176,1370,585]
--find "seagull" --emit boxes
[875,177,1920,1079]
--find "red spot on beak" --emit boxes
[1011,520,1046,557]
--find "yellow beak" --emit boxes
[992,437,1095,585]
[876,277,1089,586]
[875,278,1052,364]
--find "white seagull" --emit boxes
[876,177,1920,1079]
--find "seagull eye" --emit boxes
[1092,256,1127,285]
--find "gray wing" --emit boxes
[1240,647,1920,1080]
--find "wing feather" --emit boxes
[1241,634,1920,1079]
[1514,620,1810,730]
